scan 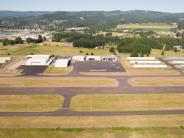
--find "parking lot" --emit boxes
[74,61,125,72]
[17,65,48,76]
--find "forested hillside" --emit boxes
[0,10,184,30]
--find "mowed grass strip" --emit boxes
[45,67,73,75]
[129,77,184,87]
[116,23,174,31]
[70,94,184,111]
[0,77,118,87]
[0,95,64,112]
[0,115,184,128]
[0,127,183,138]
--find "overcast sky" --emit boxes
[0,0,184,13]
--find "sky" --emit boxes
[0,0,184,13]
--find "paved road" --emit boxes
[0,110,184,116]
[159,58,184,75]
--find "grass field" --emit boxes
[129,77,184,87]
[0,95,64,112]
[0,44,110,56]
[150,49,184,57]
[0,113,184,137]
[45,67,73,75]
[0,77,118,87]
[70,94,184,111]
[0,115,184,128]
[116,23,175,32]
[0,127,183,138]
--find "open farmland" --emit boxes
[116,23,175,32]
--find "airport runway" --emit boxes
[0,61,184,116]
[0,77,184,116]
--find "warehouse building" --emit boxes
[72,55,118,62]
[127,56,168,69]
[101,55,118,62]
[86,56,101,61]
[26,55,53,66]
[55,59,70,67]
[72,56,85,62]
[0,57,12,64]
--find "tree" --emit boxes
[109,47,116,54]
[26,37,34,43]
[36,35,43,43]
[130,51,139,57]
[105,32,112,37]
[2,39,9,46]
[15,37,23,44]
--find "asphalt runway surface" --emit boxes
[18,65,48,76]
[0,77,184,116]
[74,61,125,72]
[0,60,184,116]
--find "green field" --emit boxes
[71,94,184,111]
[116,23,175,32]
[0,127,183,138]
[0,95,64,112]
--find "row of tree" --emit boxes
[2,35,46,46]
[73,36,106,48]
[26,35,46,44]
[2,37,23,46]
[52,31,184,57]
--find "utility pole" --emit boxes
[161,44,166,56]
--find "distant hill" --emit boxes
[0,10,184,29]
[0,11,51,18]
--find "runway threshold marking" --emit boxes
[90,70,107,72]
